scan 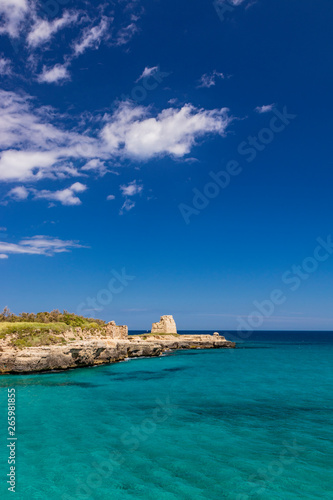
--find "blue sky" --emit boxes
[0,0,333,331]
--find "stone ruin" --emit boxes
[151,315,177,334]
[213,332,226,340]
[105,321,128,339]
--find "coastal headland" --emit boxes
[0,313,235,374]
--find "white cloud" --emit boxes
[5,182,87,206]
[135,66,159,83]
[0,0,28,38]
[27,11,78,48]
[38,64,70,84]
[0,235,85,258]
[81,159,108,176]
[114,22,138,46]
[0,89,98,181]
[197,70,225,88]
[0,150,61,181]
[73,17,110,57]
[119,199,135,215]
[0,90,68,150]
[0,57,12,76]
[119,180,142,214]
[33,182,87,206]
[106,194,115,200]
[120,180,143,197]
[255,104,275,113]
[7,185,29,200]
[0,90,232,186]
[0,1,143,84]
[101,101,231,159]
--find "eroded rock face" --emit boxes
[0,335,236,374]
[106,322,128,339]
[0,317,236,374]
[151,315,177,334]
[0,340,161,374]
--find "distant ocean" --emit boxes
[0,331,332,499]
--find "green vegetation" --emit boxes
[12,334,64,348]
[0,322,67,348]
[0,307,105,327]
[0,322,68,336]
[0,308,107,348]
[0,322,68,348]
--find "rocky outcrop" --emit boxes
[151,315,177,334]
[105,321,128,339]
[0,333,235,374]
[0,340,167,374]
[0,319,235,374]
[135,333,233,350]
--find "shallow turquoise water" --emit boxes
[0,332,332,500]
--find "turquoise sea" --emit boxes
[0,331,332,500]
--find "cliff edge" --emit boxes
[0,316,235,374]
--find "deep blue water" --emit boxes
[0,331,332,499]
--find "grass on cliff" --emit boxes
[0,322,68,348]
[0,307,105,328]
[0,322,68,336]
[12,333,66,348]
[0,310,108,349]
[0,321,103,348]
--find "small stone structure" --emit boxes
[151,315,177,334]
[105,321,128,339]
[213,332,226,340]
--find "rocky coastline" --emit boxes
[0,315,236,374]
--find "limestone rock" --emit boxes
[151,315,177,334]
[0,317,236,374]
[106,322,128,339]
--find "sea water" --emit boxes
[0,331,332,500]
